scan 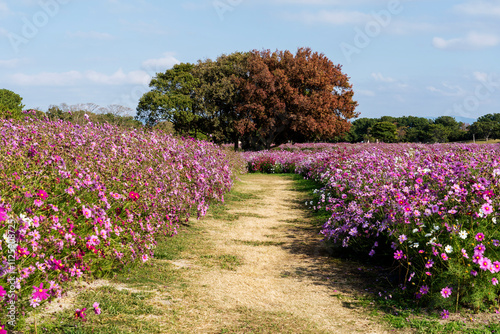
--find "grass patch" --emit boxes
[233,239,285,247]
[218,306,325,334]
[200,254,242,270]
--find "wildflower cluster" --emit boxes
[0,116,235,326]
[246,143,500,311]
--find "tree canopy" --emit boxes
[136,48,358,150]
[0,88,25,119]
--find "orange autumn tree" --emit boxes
[234,47,358,150]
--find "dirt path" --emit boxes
[175,174,393,333]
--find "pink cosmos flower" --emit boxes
[32,283,49,301]
[82,207,92,218]
[0,207,8,222]
[30,297,41,308]
[441,286,452,298]
[394,250,404,260]
[474,244,486,254]
[441,253,448,261]
[492,278,499,286]
[481,203,493,216]
[93,302,102,315]
[472,253,482,264]
[75,308,87,321]
[479,257,492,271]
[141,254,149,263]
[0,324,6,334]
[461,249,469,258]
[37,189,48,200]
[491,261,500,273]
[420,285,429,295]
[128,191,139,201]
[475,233,485,242]
[34,199,44,207]
[0,286,6,299]
[441,309,449,319]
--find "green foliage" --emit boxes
[470,114,500,141]
[136,63,200,134]
[0,88,25,120]
[369,121,398,142]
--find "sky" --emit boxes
[0,0,499,122]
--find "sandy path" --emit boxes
[181,174,392,333]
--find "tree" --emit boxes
[369,121,397,142]
[347,117,380,142]
[424,123,451,143]
[136,63,201,134]
[234,48,358,150]
[0,89,25,119]
[469,114,500,141]
[192,52,249,148]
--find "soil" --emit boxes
[177,174,395,333]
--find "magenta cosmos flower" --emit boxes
[394,250,404,260]
[37,189,48,200]
[475,233,485,242]
[32,283,50,301]
[75,308,87,321]
[128,191,139,201]
[441,287,452,298]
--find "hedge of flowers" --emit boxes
[0,114,237,328]
[246,143,500,312]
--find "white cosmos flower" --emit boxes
[459,230,468,239]
[445,245,453,253]
[412,228,419,233]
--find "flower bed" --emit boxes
[246,143,500,312]
[0,116,236,328]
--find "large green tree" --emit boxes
[0,89,25,119]
[136,63,201,134]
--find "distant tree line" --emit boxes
[136,47,358,150]
[46,103,144,129]
[338,114,500,143]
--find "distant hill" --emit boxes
[426,115,477,125]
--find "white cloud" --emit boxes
[0,1,10,16]
[0,58,21,68]
[432,32,499,50]
[371,72,396,83]
[455,1,500,17]
[426,83,466,97]
[67,31,114,40]
[285,10,372,25]
[141,52,180,71]
[9,69,151,86]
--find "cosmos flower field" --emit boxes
[245,143,500,313]
[0,114,239,328]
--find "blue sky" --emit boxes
[1,0,499,122]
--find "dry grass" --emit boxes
[168,174,395,333]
